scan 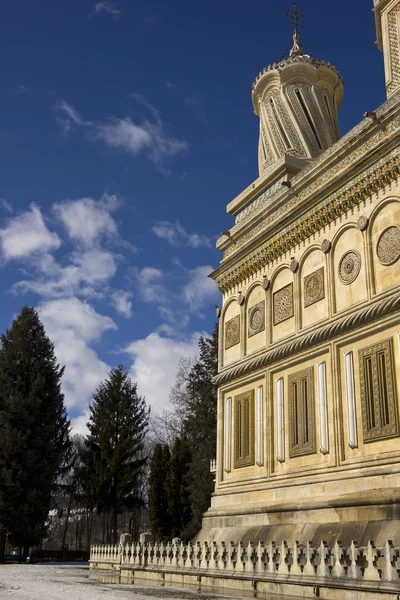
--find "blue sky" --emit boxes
[0,0,387,431]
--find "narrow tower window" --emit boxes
[269,98,291,150]
[324,94,335,132]
[295,88,323,150]
[234,390,255,468]
[359,339,398,441]
[288,367,315,457]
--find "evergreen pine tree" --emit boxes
[0,306,70,558]
[169,437,192,539]
[148,444,171,541]
[86,365,149,544]
[182,324,218,539]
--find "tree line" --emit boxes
[0,306,218,559]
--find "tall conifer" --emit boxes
[0,306,70,558]
[148,444,172,541]
[86,365,149,544]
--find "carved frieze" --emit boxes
[304,268,325,308]
[273,283,294,325]
[225,315,240,350]
[377,226,400,265]
[338,250,361,285]
[217,141,400,293]
[248,301,265,338]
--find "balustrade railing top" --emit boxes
[90,539,400,583]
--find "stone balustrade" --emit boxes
[90,538,400,583]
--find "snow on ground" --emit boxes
[0,564,257,600]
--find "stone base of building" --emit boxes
[196,503,400,548]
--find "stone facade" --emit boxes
[204,0,400,551]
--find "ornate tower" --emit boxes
[253,5,343,176]
[374,0,400,98]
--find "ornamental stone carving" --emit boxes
[225,315,240,350]
[290,258,299,273]
[377,226,400,265]
[358,216,369,231]
[248,301,265,338]
[304,268,325,308]
[338,250,362,285]
[273,283,294,325]
[262,276,270,290]
[321,239,331,254]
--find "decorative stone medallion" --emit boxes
[238,292,245,306]
[248,301,265,338]
[338,250,362,285]
[273,283,294,326]
[321,239,331,254]
[225,315,240,350]
[377,226,400,266]
[358,216,369,231]
[262,276,270,291]
[290,258,299,273]
[304,268,325,308]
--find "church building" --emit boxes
[203,0,400,546]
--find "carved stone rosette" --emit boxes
[248,301,265,338]
[273,283,294,325]
[338,250,362,285]
[304,268,325,308]
[377,226,400,265]
[225,315,240,350]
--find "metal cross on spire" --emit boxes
[287,4,305,58]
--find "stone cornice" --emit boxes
[213,292,400,386]
[212,144,400,294]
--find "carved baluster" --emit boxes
[200,541,209,570]
[244,541,255,574]
[234,542,244,573]
[219,542,227,570]
[159,542,166,568]
[290,541,303,575]
[267,541,278,574]
[303,541,316,576]
[347,541,362,579]
[188,542,194,568]
[383,541,400,582]
[364,541,381,581]
[211,541,219,570]
[255,541,267,575]
[331,541,346,578]
[227,542,236,571]
[278,541,290,575]
[195,541,202,570]
[181,542,188,568]
[316,541,330,578]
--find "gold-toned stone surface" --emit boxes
[273,283,294,325]
[248,301,265,338]
[377,226,400,265]
[304,268,325,308]
[338,250,362,285]
[225,315,240,350]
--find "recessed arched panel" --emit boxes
[271,268,295,344]
[300,248,329,329]
[333,226,367,314]
[370,199,400,296]
[246,284,266,355]
[222,299,241,366]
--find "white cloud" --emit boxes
[124,332,203,414]
[91,1,123,19]
[183,265,218,312]
[0,204,61,261]
[111,290,133,317]
[38,297,116,411]
[56,100,188,168]
[152,220,212,248]
[13,248,118,298]
[53,194,119,246]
